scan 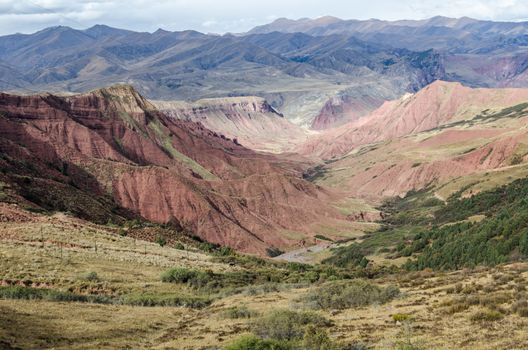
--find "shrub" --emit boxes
[244,283,281,296]
[156,236,167,247]
[392,313,412,322]
[510,154,524,165]
[0,286,111,304]
[512,299,528,317]
[199,242,221,253]
[174,242,185,250]
[252,309,332,341]
[118,228,127,237]
[223,335,292,350]
[394,341,425,350]
[314,235,333,242]
[470,308,503,322]
[347,342,368,350]
[161,267,199,284]
[80,271,100,282]
[160,267,220,289]
[302,280,400,310]
[221,306,257,319]
[444,302,470,315]
[302,325,339,350]
[322,244,369,268]
[215,246,235,256]
[479,292,511,307]
[0,286,211,308]
[120,293,212,308]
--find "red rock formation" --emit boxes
[0,85,345,254]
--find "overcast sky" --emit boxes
[0,0,528,35]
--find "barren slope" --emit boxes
[153,97,309,153]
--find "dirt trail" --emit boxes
[274,242,336,264]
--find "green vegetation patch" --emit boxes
[0,286,212,309]
[160,264,351,292]
[300,280,400,310]
[252,309,332,341]
[404,177,528,270]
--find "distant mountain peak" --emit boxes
[83,24,132,38]
[153,28,171,34]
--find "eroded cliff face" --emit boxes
[153,97,309,153]
[0,86,344,254]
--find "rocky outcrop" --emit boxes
[0,85,348,255]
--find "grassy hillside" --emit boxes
[1,203,528,349]
[325,177,528,272]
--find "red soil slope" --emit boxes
[0,86,344,254]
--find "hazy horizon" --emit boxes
[1,0,528,36]
[5,14,528,37]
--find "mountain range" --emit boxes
[3,16,528,255]
[6,10,528,350]
[1,16,513,129]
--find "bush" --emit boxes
[302,280,400,310]
[510,154,524,165]
[161,267,200,284]
[0,286,211,308]
[252,309,331,341]
[160,267,220,289]
[174,242,185,250]
[322,244,369,268]
[512,299,528,317]
[215,246,235,256]
[244,283,282,296]
[314,235,333,242]
[0,286,111,304]
[80,271,100,282]
[444,302,470,315]
[223,335,292,350]
[302,325,338,350]
[156,236,167,247]
[120,293,212,308]
[470,308,503,322]
[392,313,412,322]
[221,306,257,319]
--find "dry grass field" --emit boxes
[1,203,528,349]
